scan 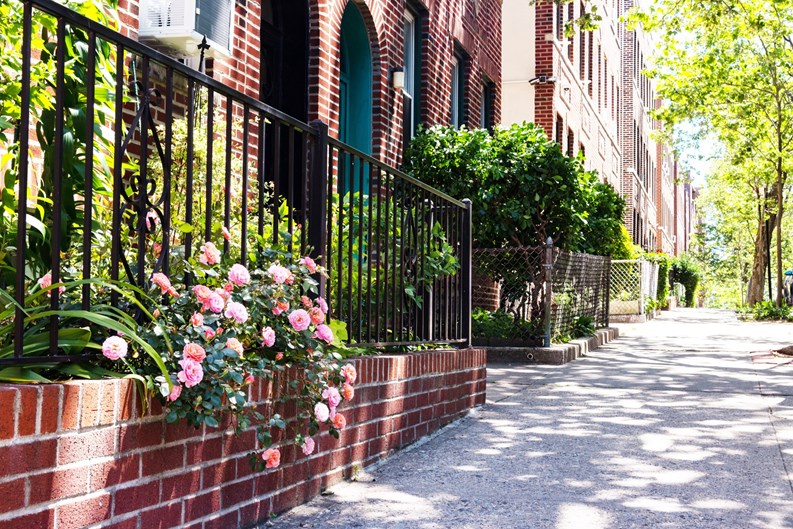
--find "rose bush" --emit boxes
[100,242,355,470]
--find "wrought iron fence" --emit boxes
[610,259,659,317]
[472,242,610,347]
[1,0,471,364]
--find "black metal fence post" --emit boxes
[461,199,473,348]
[308,119,329,299]
[543,236,554,347]
[605,256,612,328]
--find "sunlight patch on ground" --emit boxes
[555,503,612,529]
[690,498,746,510]
[623,497,689,513]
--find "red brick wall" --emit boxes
[0,349,486,529]
[118,0,502,168]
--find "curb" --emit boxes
[483,327,620,365]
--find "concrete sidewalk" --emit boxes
[269,309,793,529]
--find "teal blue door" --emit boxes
[339,2,372,193]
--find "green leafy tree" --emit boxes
[632,0,793,306]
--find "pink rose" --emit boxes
[299,256,317,273]
[314,324,334,344]
[153,309,161,319]
[151,273,173,295]
[215,287,231,302]
[301,295,313,309]
[267,263,292,284]
[288,309,311,332]
[167,384,182,402]
[329,406,337,420]
[190,312,204,327]
[222,226,231,241]
[314,402,330,422]
[332,413,346,430]
[342,364,357,384]
[317,297,328,314]
[275,352,284,361]
[322,387,341,408]
[205,328,216,340]
[244,373,255,385]
[272,300,290,316]
[224,301,249,323]
[261,326,276,347]
[193,285,213,311]
[342,383,354,401]
[177,358,204,388]
[183,343,207,363]
[224,282,234,293]
[153,243,162,258]
[309,307,324,325]
[199,241,221,265]
[208,293,225,314]
[301,437,316,455]
[262,448,280,469]
[101,336,128,360]
[38,273,65,296]
[225,337,244,357]
[228,264,251,286]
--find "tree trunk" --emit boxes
[747,212,776,305]
[776,167,784,307]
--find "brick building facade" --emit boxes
[501,0,622,191]
[118,0,502,168]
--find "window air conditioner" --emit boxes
[138,0,234,58]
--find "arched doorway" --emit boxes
[338,2,373,156]
[260,0,308,119]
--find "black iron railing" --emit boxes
[1,0,471,364]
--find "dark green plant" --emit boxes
[576,174,627,256]
[570,315,596,338]
[472,307,539,339]
[645,253,672,308]
[670,254,701,307]
[751,300,790,320]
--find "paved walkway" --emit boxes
[271,309,793,528]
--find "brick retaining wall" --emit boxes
[0,349,486,529]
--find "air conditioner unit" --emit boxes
[138,0,234,58]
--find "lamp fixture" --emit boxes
[528,75,558,85]
[391,67,405,91]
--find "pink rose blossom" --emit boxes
[267,263,292,284]
[224,301,249,323]
[224,282,234,292]
[101,336,128,360]
[288,309,311,332]
[272,300,290,316]
[228,264,251,286]
[199,241,221,265]
[225,338,244,357]
[317,297,328,314]
[215,287,231,302]
[177,358,204,387]
[309,307,325,325]
[314,324,334,344]
[153,243,162,258]
[301,437,316,455]
[205,328,216,340]
[328,406,337,420]
[314,402,330,422]
[38,273,65,296]
[222,226,231,241]
[190,312,204,327]
[275,352,284,361]
[299,256,317,273]
[183,343,206,363]
[208,293,225,314]
[262,448,281,469]
[332,413,346,430]
[261,327,276,347]
[342,383,355,401]
[322,387,342,408]
[244,373,255,385]
[342,364,357,384]
[167,384,182,402]
[301,296,313,309]
[151,273,173,295]
[193,285,213,311]
[153,309,161,319]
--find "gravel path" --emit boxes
[269,308,793,529]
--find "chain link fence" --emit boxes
[610,260,659,318]
[472,245,610,347]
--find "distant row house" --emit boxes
[501,0,698,255]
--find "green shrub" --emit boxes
[752,300,791,320]
[571,315,596,338]
[670,254,701,307]
[472,308,539,339]
[645,253,672,308]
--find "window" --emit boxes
[450,53,466,128]
[567,129,574,157]
[403,9,422,141]
[555,114,563,145]
[480,80,495,130]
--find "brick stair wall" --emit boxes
[0,349,486,529]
